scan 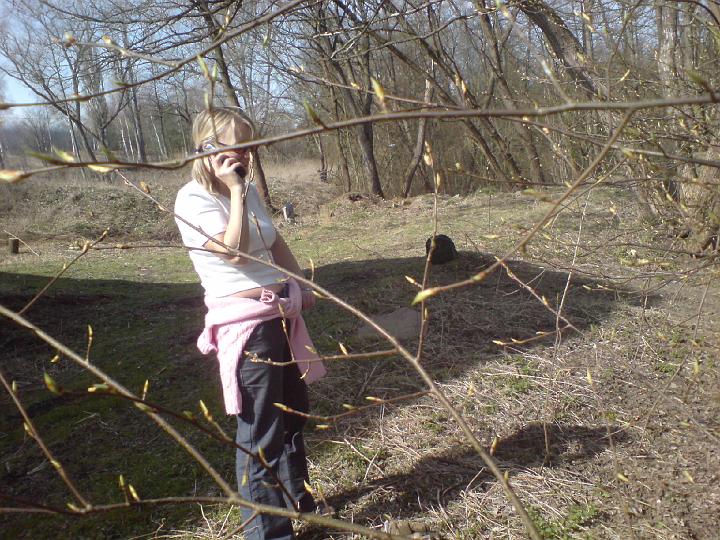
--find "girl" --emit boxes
[174,107,326,540]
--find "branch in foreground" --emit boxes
[0,495,400,539]
[116,172,543,540]
[0,369,90,509]
[2,186,544,539]
[1,92,718,183]
[0,0,311,112]
[273,390,431,425]
[248,348,399,365]
[0,305,413,539]
[18,230,108,315]
[412,110,637,304]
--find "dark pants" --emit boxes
[236,316,316,540]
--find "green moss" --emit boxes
[501,375,533,395]
[655,360,678,374]
[528,504,600,539]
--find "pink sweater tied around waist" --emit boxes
[196,279,326,415]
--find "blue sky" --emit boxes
[4,78,37,104]
[0,0,37,109]
[2,77,39,120]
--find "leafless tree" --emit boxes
[1,1,720,538]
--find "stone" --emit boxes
[356,307,422,340]
[425,234,457,264]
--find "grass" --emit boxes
[1,164,719,539]
[528,504,600,539]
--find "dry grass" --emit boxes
[142,179,718,539]
[0,158,337,243]
[1,164,718,539]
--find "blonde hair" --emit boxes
[191,107,255,193]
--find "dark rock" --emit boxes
[425,234,457,264]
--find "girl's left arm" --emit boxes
[271,233,316,310]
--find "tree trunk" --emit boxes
[655,1,681,202]
[130,85,147,162]
[197,0,273,208]
[119,117,131,159]
[358,42,384,198]
[330,87,352,191]
[477,2,543,185]
[403,79,433,197]
[515,0,668,214]
[516,0,607,99]
[152,78,169,157]
[333,0,517,187]
[66,116,88,181]
[151,116,166,158]
[358,122,384,197]
[177,115,189,155]
[315,6,384,197]
[314,134,327,182]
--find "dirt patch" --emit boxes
[317,192,395,224]
[356,307,422,340]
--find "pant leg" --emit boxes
[278,340,316,513]
[236,318,295,540]
[274,288,317,513]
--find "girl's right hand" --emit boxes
[210,152,247,188]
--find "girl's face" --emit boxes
[205,120,253,176]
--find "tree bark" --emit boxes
[403,79,433,197]
[330,87,352,191]
[129,85,147,162]
[515,0,607,99]
[332,0,517,187]
[655,1,681,202]
[477,2,543,185]
[514,0,669,215]
[314,3,384,197]
[197,0,273,208]
[314,134,327,182]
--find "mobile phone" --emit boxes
[201,142,247,177]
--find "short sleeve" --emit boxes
[174,184,228,249]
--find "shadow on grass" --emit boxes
[306,250,643,413]
[0,252,643,537]
[295,423,627,539]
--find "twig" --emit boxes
[18,230,108,316]
[495,258,580,336]
[0,0,311,112]
[0,493,76,515]
[2,230,39,256]
[0,368,90,509]
[116,171,544,540]
[55,387,298,507]
[275,391,430,423]
[0,304,237,497]
[416,139,440,362]
[413,109,636,303]
[640,277,712,430]
[0,495,401,539]
[221,510,259,540]
[249,348,399,365]
[4,95,719,182]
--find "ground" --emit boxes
[0,162,718,539]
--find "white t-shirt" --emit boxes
[174,180,287,297]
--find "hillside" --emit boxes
[1,165,718,539]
